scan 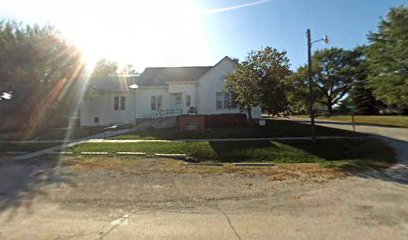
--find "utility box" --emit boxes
[177,115,205,133]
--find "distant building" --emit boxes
[79,56,261,126]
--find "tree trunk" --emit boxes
[247,107,253,127]
[327,104,333,116]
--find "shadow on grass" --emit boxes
[0,156,75,218]
[114,119,364,140]
[276,138,407,185]
[205,138,406,185]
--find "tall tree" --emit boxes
[225,47,291,119]
[312,48,358,115]
[288,48,363,115]
[366,6,408,113]
[90,59,118,80]
[350,47,384,114]
[0,20,84,135]
[287,66,309,114]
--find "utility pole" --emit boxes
[307,29,316,143]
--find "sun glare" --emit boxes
[1,0,212,70]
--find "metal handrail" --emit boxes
[139,109,183,120]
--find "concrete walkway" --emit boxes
[85,136,366,143]
[13,128,134,160]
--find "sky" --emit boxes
[1,0,407,71]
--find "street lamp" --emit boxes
[306,29,328,143]
[129,84,138,124]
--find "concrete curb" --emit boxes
[234,163,276,167]
[186,162,276,167]
[116,152,146,156]
[47,151,74,155]
[80,152,108,155]
[154,153,186,157]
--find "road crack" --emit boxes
[96,209,136,240]
[215,206,242,240]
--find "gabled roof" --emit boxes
[94,75,140,91]
[137,66,212,86]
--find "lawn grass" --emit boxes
[68,139,395,169]
[112,119,363,140]
[295,115,408,128]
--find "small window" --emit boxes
[151,96,157,110]
[120,96,126,110]
[216,92,222,109]
[94,117,99,124]
[114,96,119,110]
[175,94,182,107]
[186,95,191,107]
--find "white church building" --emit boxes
[79,56,261,127]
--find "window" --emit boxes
[216,92,223,109]
[114,96,119,110]
[151,96,157,110]
[120,96,126,110]
[151,95,162,111]
[94,117,99,124]
[223,93,230,109]
[114,96,125,111]
[157,95,163,110]
[216,92,238,109]
[186,95,191,107]
[175,94,182,108]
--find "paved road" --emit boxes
[1,120,407,239]
[289,117,408,142]
[1,157,407,240]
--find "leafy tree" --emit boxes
[288,48,364,115]
[366,6,408,112]
[225,60,260,120]
[287,66,309,114]
[225,47,291,119]
[313,48,361,114]
[350,47,385,114]
[0,20,83,135]
[90,59,118,80]
[119,64,138,75]
[312,48,358,115]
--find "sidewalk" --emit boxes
[84,136,367,143]
[13,128,134,160]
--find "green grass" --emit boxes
[68,139,395,169]
[112,119,363,140]
[295,115,408,128]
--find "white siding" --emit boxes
[197,58,261,118]
[80,92,133,126]
[168,82,197,112]
[134,87,170,118]
[80,57,262,126]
